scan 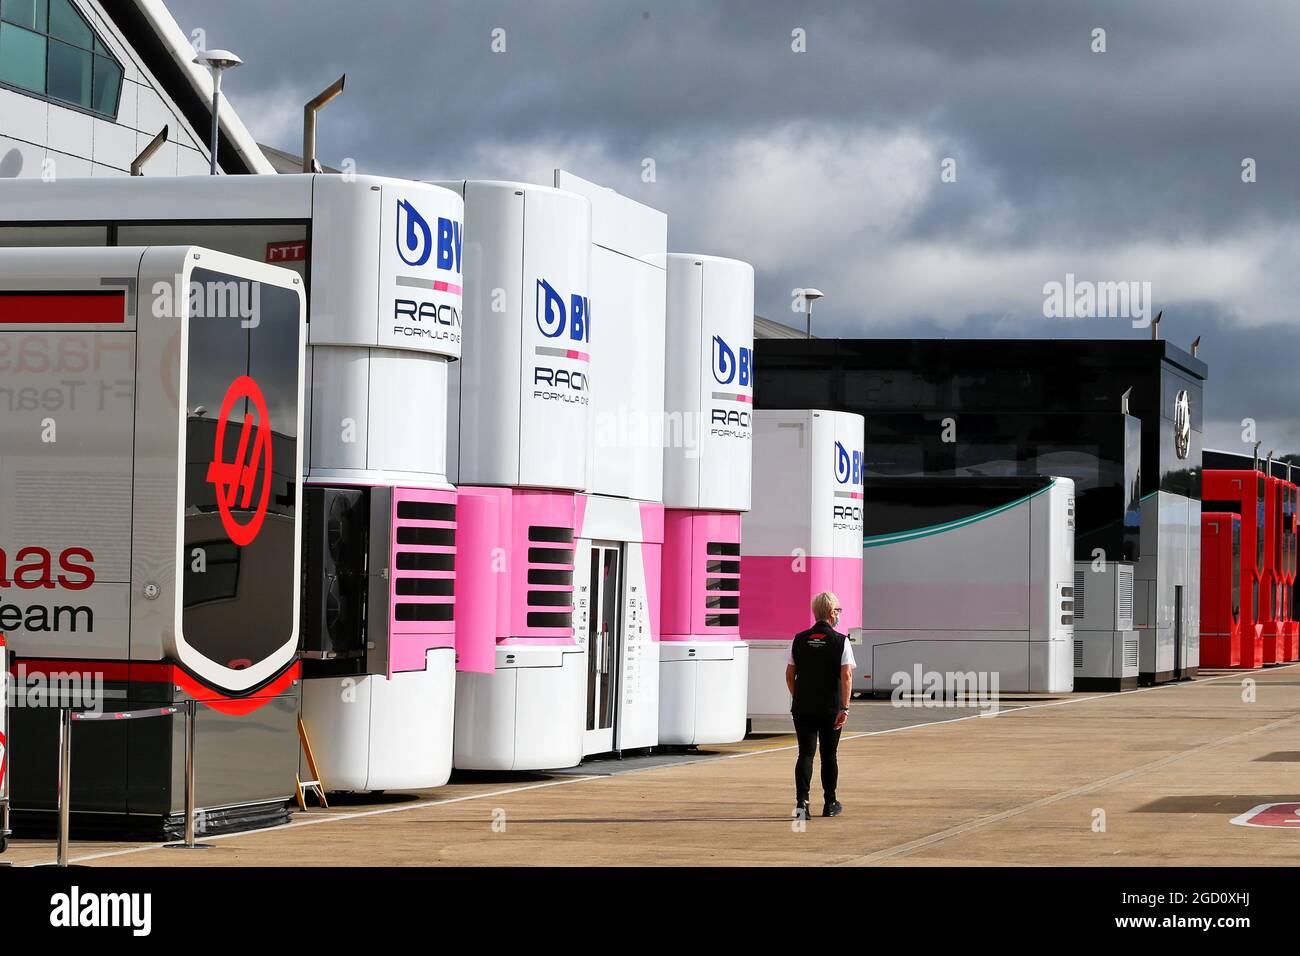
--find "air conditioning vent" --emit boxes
[1117,564,1134,630]
[1123,634,1139,669]
[1073,640,1084,668]
[391,488,456,631]
[1073,566,1086,621]
[526,524,575,629]
[302,486,369,659]
[704,539,741,629]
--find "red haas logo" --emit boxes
[205,375,273,547]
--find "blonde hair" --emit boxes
[812,591,839,623]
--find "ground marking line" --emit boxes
[836,707,1300,866]
[34,775,602,866]
[26,664,1296,865]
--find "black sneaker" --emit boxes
[793,801,812,821]
[822,801,844,817]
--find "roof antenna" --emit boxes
[1150,310,1162,341]
[303,74,346,173]
[1190,335,1201,357]
[1120,386,1132,416]
[130,125,168,176]
[1254,440,1262,473]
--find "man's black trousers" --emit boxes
[793,713,842,805]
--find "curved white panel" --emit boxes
[301,648,455,791]
[658,641,749,744]
[441,180,592,490]
[453,645,586,770]
[663,254,754,512]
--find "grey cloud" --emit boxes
[164,0,1300,451]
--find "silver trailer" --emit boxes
[0,245,305,836]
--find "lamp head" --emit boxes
[194,49,243,72]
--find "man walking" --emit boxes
[786,591,855,819]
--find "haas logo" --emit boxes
[395,199,432,267]
[205,376,273,547]
[712,335,752,387]
[536,279,589,342]
[834,441,862,486]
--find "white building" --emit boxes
[0,0,270,179]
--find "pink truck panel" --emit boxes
[453,493,500,673]
[389,486,457,674]
[739,554,863,639]
[662,509,742,642]
[457,487,579,647]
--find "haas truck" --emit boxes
[0,245,306,836]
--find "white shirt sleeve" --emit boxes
[842,639,856,668]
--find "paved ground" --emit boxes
[6,665,1300,866]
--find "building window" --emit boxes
[0,0,123,118]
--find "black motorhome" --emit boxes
[755,338,1206,685]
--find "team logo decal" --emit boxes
[712,335,752,387]
[396,199,433,267]
[205,375,273,546]
[1174,389,1190,460]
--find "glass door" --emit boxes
[584,542,622,755]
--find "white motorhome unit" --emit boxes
[659,254,754,745]
[740,409,865,717]
[0,244,305,835]
[446,171,670,765]
[561,171,667,757]
[441,178,594,771]
[854,476,1076,696]
[0,174,468,795]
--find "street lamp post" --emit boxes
[192,49,243,175]
[800,288,825,338]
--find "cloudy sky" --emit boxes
[166,0,1300,453]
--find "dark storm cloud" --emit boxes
[171,1,1300,234]
[164,0,1300,449]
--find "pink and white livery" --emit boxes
[441,179,594,770]
[296,178,467,791]
[446,171,672,764]
[741,409,866,717]
[658,254,755,745]
[554,171,669,758]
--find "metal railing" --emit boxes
[50,698,211,866]
[0,641,10,864]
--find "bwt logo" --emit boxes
[834,441,863,485]
[396,199,463,272]
[536,278,589,342]
[712,335,752,387]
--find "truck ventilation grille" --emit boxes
[1073,640,1084,669]
[526,525,574,629]
[1073,567,1086,620]
[391,491,455,626]
[1123,634,1139,669]
[1117,565,1135,630]
[705,541,740,627]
